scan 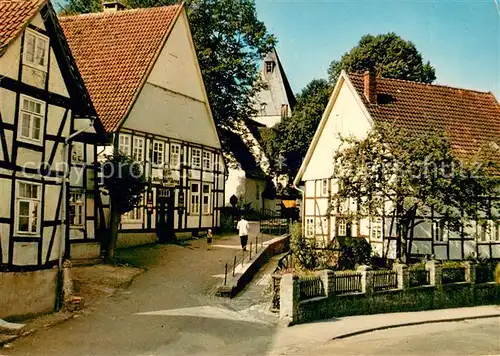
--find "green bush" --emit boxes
[337,237,372,270]
[290,223,319,270]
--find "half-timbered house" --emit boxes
[0,0,106,317]
[294,70,500,260]
[60,4,225,245]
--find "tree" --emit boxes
[328,33,436,84]
[101,151,147,260]
[332,123,498,262]
[262,79,332,177]
[59,0,275,137]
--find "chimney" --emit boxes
[102,1,126,12]
[363,69,377,104]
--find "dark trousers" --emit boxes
[240,235,248,250]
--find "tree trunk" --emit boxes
[105,200,120,262]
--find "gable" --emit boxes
[299,73,373,183]
[122,10,221,149]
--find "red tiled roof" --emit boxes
[59,5,182,132]
[0,0,45,53]
[349,73,500,162]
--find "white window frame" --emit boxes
[370,218,383,241]
[152,140,164,167]
[202,151,211,170]
[69,190,85,228]
[122,206,143,223]
[23,29,49,72]
[305,218,314,238]
[18,95,45,145]
[132,136,145,162]
[433,220,448,242]
[15,181,41,236]
[322,179,328,196]
[118,134,131,156]
[202,184,211,215]
[338,218,347,237]
[190,182,200,215]
[192,148,201,169]
[170,143,181,169]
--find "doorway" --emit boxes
[157,188,175,243]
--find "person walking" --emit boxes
[237,216,249,251]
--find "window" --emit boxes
[203,151,211,170]
[494,221,500,242]
[132,137,144,161]
[265,61,273,73]
[69,191,84,227]
[170,144,181,169]
[190,183,200,215]
[337,219,347,237]
[123,206,142,222]
[16,182,41,235]
[118,134,131,156]
[477,220,496,242]
[281,104,289,119]
[19,95,44,144]
[202,184,211,214]
[153,141,164,166]
[370,218,383,241]
[192,148,201,169]
[71,143,84,163]
[322,179,328,196]
[433,220,448,242]
[305,218,314,237]
[23,29,49,70]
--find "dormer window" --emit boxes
[265,61,274,73]
[23,29,49,71]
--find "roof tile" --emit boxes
[0,0,45,52]
[59,5,182,132]
[349,73,500,162]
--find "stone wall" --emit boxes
[280,261,500,325]
[0,268,58,320]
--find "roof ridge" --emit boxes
[349,72,495,96]
[59,3,180,20]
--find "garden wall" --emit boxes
[280,261,500,325]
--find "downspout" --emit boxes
[56,120,94,311]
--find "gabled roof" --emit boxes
[294,71,500,185]
[0,0,45,55]
[59,4,183,132]
[0,0,106,140]
[349,73,500,162]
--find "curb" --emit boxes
[330,313,500,341]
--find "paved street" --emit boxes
[276,317,500,356]
[4,235,280,356]
[2,234,500,356]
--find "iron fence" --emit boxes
[442,267,466,284]
[409,268,430,287]
[475,265,496,284]
[299,275,325,300]
[271,274,282,311]
[333,271,362,294]
[223,235,264,285]
[373,270,398,291]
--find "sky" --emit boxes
[254,0,499,97]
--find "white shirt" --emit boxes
[237,219,249,236]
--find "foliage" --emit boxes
[101,150,147,260]
[337,237,372,270]
[289,223,336,270]
[332,123,499,262]
[59,0,275,142]
[262,79,332,177]
[328,32,436,84]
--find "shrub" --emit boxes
[337,237,372,270]
[290,223,318,270]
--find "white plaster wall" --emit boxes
[302,78,372,182]
[47,47,69,98]
[147,12,204,102]
[0,31,21,80]
[225,167,246,205]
